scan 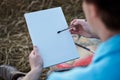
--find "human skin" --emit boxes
[22,46,43,80]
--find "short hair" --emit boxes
[84,0,120,31]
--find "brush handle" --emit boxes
[75,43,95,54]
[57,27,71,33]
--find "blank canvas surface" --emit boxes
[24,7,79,68]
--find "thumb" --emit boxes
[33,46,39,55]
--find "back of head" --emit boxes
[84,0,120,32]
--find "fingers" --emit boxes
[70,19,79,34]
[33,46,42,60]
[29,50,34,58]
[30,46,43,61]
[32,46,39,55]
[70,19,77,26]
[29,46,43,70]
[29,46,39,59]
[70,19,86,34]
[33,46,38,52]
[70,19,85,26]
[70,28,78,34]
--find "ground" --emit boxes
[0,0,100,80]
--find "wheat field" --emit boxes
[0,0,85,80]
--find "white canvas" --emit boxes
[24,7,79,68]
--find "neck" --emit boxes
[99,31,116,42]
[98,27,120,42]
[94,21,119,41]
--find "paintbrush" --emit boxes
[57,27,72,34]
[75,43,95,54]
[57,27,95,54]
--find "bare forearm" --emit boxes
[22,68,42,80]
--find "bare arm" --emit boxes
[22,46,43,80]
[22,68,42,80]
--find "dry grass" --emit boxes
[0,0,84,79]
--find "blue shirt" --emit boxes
[47,34,120,80]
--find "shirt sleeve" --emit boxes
[47,66,95,80]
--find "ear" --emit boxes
[89,4,98,18]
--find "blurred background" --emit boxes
[0,0,100,80]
